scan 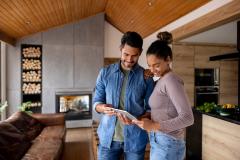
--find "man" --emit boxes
[93,31,155,160]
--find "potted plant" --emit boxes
[0,101,8,113]
[18,101,33,114]
[196,102,217,113]
[0,101,8,120]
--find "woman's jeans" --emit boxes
[98,141,145,160]
[149,131,185,160]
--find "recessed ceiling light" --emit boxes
[25,21,31,25]
[148,2,152,6]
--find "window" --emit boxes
[0,41,2,120]
[0,41,7,120]
[0,41,1,103]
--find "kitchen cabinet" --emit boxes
[186,109,240,160]
[220,60,238,104]
[172,44,194,106]
[186,110,202,160]
[202,114,240,160]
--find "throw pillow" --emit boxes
[6,111,44,140]
[0,122,31,160]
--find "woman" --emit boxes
[133,32,194,160]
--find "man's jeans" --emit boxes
[149,132,185,160]
[98,141,145,160]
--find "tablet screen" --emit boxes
[111,108,137,120]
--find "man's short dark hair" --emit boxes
[121,31,143,50]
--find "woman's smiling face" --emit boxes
[147,54,171,77]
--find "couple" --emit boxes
[93,31,194,160]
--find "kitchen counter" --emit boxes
[193,108,240,125]
[186,108,240,160]
[201,114,240,160]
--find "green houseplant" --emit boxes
[196,102,218,113]
[0,101,8,120]
[18,101,33,114]
[0,101,8,113]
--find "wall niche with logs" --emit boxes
[21,44,42,113]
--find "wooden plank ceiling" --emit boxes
[106,0,209,38]
[0,0,209,45]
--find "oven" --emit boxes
[194,68,219,106]
[195,86,219,106]
[195,68,219,86]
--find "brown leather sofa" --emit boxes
[0,111,66,160]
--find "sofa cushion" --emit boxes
[36,125,66,140]
[5,111,44,140]
[0,122,31,160]
[22,138,63,160]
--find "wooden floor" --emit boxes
[62,127,94,160]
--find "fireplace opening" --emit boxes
[56,91,92,120]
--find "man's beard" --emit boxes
[122,60,135,69]
[121,60,136,69]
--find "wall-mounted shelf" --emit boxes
[21,44,42,113]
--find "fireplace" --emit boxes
[55,91,92,120]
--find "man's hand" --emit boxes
[117,113,133,125]
[96,104,115,116]
[144,69,154,79]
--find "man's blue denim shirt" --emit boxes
[93,62,155,152]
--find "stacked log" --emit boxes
[22,47,41,58]
[22,83,41,94]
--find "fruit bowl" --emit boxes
[218,104,236,116]
[219,109,232,116]
[219,111,230,116]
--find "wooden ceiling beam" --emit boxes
[172,0,240,41]
[0,31,16,46]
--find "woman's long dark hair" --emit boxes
[146,32,173,60]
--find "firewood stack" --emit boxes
[22,47,41,58]
[22,71,41,82]
[22,59,41,70]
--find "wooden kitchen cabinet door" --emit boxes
[172,44,194,106]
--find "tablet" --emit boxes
[111,108,137,120]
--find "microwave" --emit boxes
[195,68,219,86]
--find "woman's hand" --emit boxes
[132,118,160,132]
[117,113,133,125]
